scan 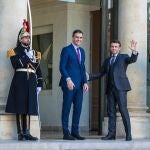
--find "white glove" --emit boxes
[25,49,33,59]
[37,87,42,95]
[25,49,37,62]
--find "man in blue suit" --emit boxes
[89,40,138,141]
[59,29,88,140]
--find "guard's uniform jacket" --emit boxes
[5,44,43,115]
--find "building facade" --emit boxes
[0,0,149,139]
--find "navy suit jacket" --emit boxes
[89,53,138,92]
[59,44,87,88]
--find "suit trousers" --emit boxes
[107,87,131,137]
[61,87,83,136]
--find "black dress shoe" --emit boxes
[101,134,115,140]
[63,134,75,140]
[23,133,38,141]
[126,136,132,141]
[18,133,25,141]
[71,133,85,140]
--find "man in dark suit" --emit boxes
[59,29,88,140]
[89,40,138,141]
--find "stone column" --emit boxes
[103,0,150,138]
[118,0,147,108]
[117,0,149,138]
[0,0,40,139]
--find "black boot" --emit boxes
[18,132,24,141]
[16,114,24,141]
[22,115,38,141]
[23,130,38,141]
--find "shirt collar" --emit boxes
[72,43,79,50]
[111,53,119,57]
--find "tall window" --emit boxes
[32,26,53,90]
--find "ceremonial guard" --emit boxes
[5,20,43,141]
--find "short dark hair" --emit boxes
[111,40,121,47]
[72,29,83,37]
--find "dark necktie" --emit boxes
[77,48,81,63]
[110,55,116,65]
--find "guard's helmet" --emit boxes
[16,19,30,46]
[19,19,30,41]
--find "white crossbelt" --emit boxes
[16,68,36,74]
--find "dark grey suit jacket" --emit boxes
[89,53,138,92]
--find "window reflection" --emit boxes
[33,33,53,90]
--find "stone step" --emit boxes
[0,139,150,150]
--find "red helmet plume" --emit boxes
[23,19,30,33]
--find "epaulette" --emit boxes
[7,48,16,57]
[36,51,41,60]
